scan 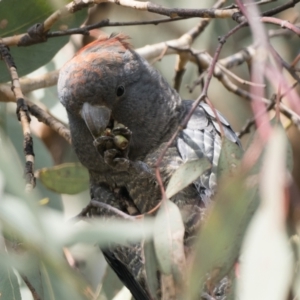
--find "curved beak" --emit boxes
[80,103,111,139]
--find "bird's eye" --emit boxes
[116,85,125,97]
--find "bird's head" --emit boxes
[58,33,182,158]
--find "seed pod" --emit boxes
[113,121,126,129]
[103,128,112,136]
[114,135,129,150]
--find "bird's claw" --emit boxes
[93,125,131,156]
[112,127,132,140]
[93,136,114,156]
[104,149,130,171]
[94,124,131,162]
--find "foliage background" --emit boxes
[0,0,300,299]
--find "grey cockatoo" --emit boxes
[58,33,241,299]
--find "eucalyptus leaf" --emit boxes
[39,262,88,300]
[188,125,293,298]
[37,163,89,195]
[21,256,45,299]
[294,247,300,300]
[187,172,260,299]
[217,137,243,180]
[237,128,293,300]
[144,240,159,300]
[166,158,211,199]
[153,200,186,283]
[270,117,293,172]
[0,130,39,202]
[0,263,22,300]
[6,113,63,210]
[245,118,293,175]
[65,219,154,247]
[97,265,124,300]
[0,195,45,246]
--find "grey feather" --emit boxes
[177,101,240,206]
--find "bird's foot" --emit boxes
[93,126,131,157]
[104,149,130,171]
[112,126,132,141]
[93,136,115,157]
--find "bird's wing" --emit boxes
[177,101,241,205]
[88,200,152,299]
[102,245,151,300]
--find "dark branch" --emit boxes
[262,0,300,17]
[0,43,35,190]
[47,17,188,37]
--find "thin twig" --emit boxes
[217,67,300,129]
[261,16,300,36]
[238,79,299,137]
[172,0,226,92]
[27,101,71,145]
[217,62,266,87]
[0,43,35,191]
[1,2,240,47]
[182,21,247,128]
[291,53,300,67]
[237,101,275,138]
[262,0,300,17]
[187,71,206,93]
[98,0,239,19]
[47,18,188,37]
[0,70,59,103]
[270,46,300,84]
[21,275,41,300]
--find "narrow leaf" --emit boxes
[166,158,211,199]
[270,117,293,171]
[21,257,44,300]
[0,264,22,300]
[65,219,154,247]
[97,265,124,300]
[39,262,88,300]
[37,163,89,195]
[187,174,260,299]
[237,128,293,300]
[144,240,159,300]
[217,137,243,180]
[153,200,186,281]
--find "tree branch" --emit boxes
[0,43,35,191]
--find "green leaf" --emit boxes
[270,118,293,172]
[39,262,88,300]
[5,111,64,210]
[187,172,260,299]
[65,218,154,247]
[0,130,39,202]
[237,128,293,299]
[153,200,185,283]
[0,0,87,82]
[166,158,211,199]
[144,240,159,300]
[0,264,21,300]
[187,125,292,298]
[21,257,45,299]
[217,137,243,180]
[97,266,124,300]
[245,118,293,175]
[37,163,89,195]
[0,194,46,247]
